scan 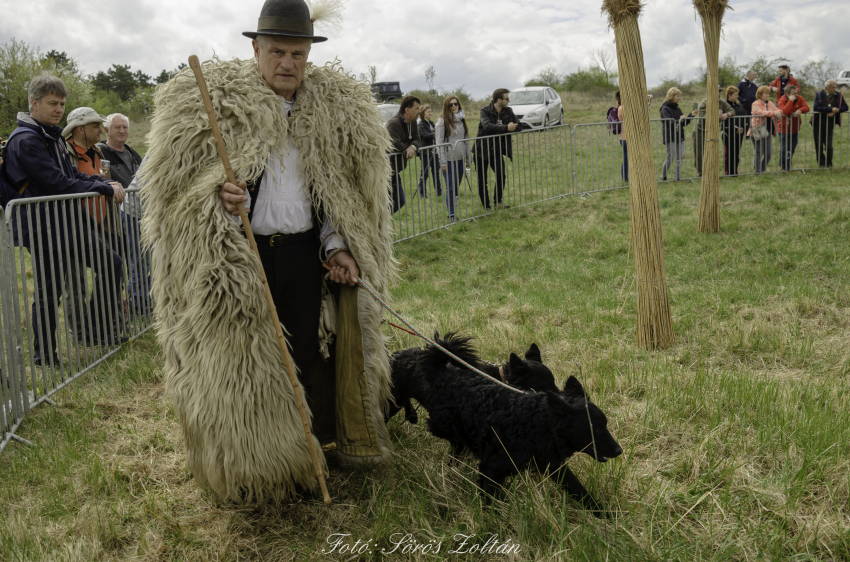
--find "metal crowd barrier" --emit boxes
[2,113,847,454]
[0,187,151,455]
[390,114,849,240]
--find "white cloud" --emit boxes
[0,0,846,98]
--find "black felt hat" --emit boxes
[243,0,328,43]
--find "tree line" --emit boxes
[524,50,843,99]
[0,38,184,137]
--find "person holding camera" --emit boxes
[776,85,809,171]
[474,88,519,210]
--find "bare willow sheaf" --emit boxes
[602,0,674,349]
[695,0,730,233]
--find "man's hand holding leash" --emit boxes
[219,180,359,286]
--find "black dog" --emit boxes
[386,332,558,424]
[423,339,623,514]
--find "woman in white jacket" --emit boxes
[434,95,472,222]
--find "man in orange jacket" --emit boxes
[770,65,800,104]
[776,85,809,171]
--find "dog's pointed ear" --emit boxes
[433,330,441,342]
[509,353,526,373]
[546,390,569,411]
[524,343,542,362]
[563,376,586,397]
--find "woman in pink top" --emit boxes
[616,91,628,183]
[748,85,782,173]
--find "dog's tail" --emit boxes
[425,331,485,373]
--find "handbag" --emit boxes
[752,121,769,141]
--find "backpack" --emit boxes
[0,127,39,209]
[606,107,622,135]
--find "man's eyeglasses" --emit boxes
[449,102,459,107]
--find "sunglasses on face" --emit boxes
[449,102,459,107]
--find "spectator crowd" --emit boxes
[0,75,150,368]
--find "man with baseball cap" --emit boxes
[62,107,126,344]
[2,75,126,367]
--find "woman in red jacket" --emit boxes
[777,85,810,171]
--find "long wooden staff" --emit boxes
[188,55,331,505]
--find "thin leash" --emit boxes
[323,265,527,395]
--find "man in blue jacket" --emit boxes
[736,70,759,137]
[812,80,849,168]
[2,75,126,367]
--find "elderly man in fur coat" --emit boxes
[140,0,395,503]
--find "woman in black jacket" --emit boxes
[659,87,694,181]
[416,105,442,198]
[723,86,747,176]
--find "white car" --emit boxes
[509,86,564,129]
[837,70,850,91]
[377,103,400,126]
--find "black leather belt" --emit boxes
[254,230,314,248]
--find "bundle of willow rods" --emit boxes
[602,0,674,349]
[695,0,730,233]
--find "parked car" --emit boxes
[371,82,402,102]
[509,86,564,129]
[377,103,399,126]
[837,70,850,91]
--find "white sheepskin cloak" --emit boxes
[140,57,395,502]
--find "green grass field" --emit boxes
[1,168,848,561]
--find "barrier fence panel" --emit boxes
[390,126,577,241]
[1,204,25,454]
[0,189,152,453]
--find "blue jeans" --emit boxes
[619,140,628,182]
[417,152,442,197]
[442,160,464,218]
[122,212,152,315]
[778,132,798,172]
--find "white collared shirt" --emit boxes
[240,97,345,251]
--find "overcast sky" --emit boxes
[1,0,847,98]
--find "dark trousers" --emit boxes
[619,140,629,182]
[813,120,835,167]
[474,151,506,208]
[778,132,799,172]
[724,133,744,176]
[390,171,405,213]
[257,235,321,378]
[417,152,442,197]
[122,213,152,315]
[27,208,123,359]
